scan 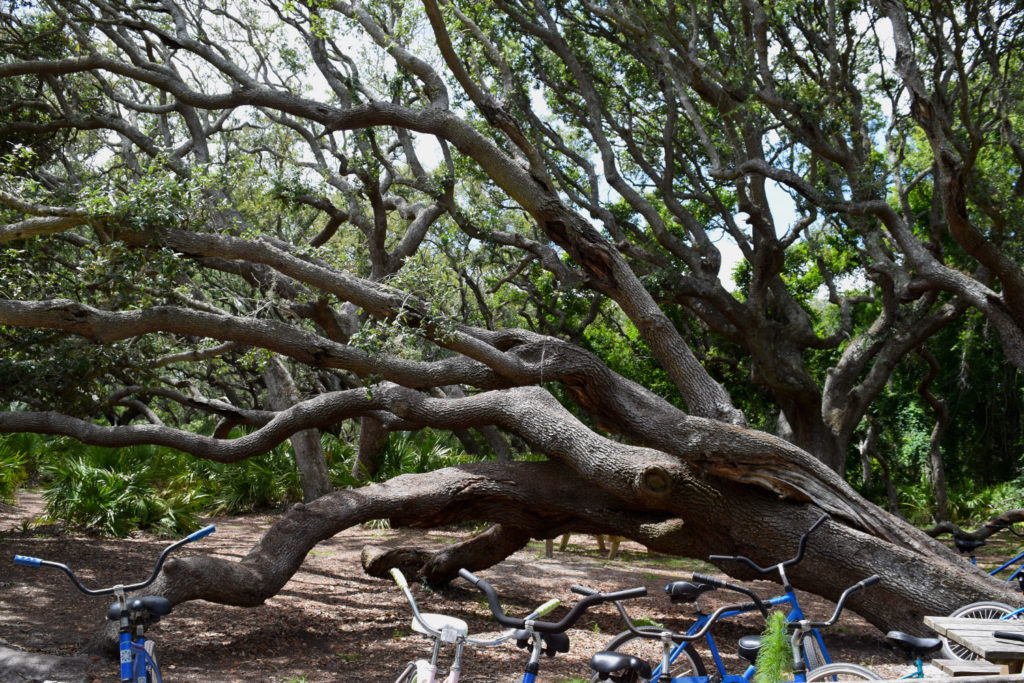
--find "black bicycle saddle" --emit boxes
[107,596,172,623]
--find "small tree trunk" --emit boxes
[871,449,902,517]
[264,356,332,501]
[353,415,389,480]
[918,349,950,522]
[858,418,879,487]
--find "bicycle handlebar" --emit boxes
[791,574,880,629]
[690,572,770,618]
[390,568,560,645]
[708,513,828,575]
[459,568,646,634]
[574,577,767,644]
[13,524,216,596]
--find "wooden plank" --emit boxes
[933,657,1003,676]
[924,616,1024,669]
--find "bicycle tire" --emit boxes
[802,632,827,672]
[588,626,706,683]
[804,662,882,681]
[143,640,159,683]
[940,601,1017,660]
[393,662,418,683]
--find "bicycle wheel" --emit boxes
[393,662,418,683]
[804,662,881,681]
[802,633,827,672]
[143,640,159,683]
[589,627,706,683]
[941,601,1017,661]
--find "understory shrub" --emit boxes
[41,445,209,537]
[16,427,472,536]
[0,447,27,503]
[190,448,302,514]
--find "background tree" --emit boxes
[0,0,1022,637]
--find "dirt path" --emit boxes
[0,491,917,682]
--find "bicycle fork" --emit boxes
[403,634,466,683]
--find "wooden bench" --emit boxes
[932,658,1005,676]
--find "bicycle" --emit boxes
[390,567,561,682]
[578,573,769,682]
[950,521,1024,593]
[13,524,215,683]
[939,523,1024,661]
[458,567,648,682]
[594,514,841,680]
[588,573,882,682]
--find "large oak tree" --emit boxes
[1,0,1023,636]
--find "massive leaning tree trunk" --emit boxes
[4,367,1015,640]
[2,0,1024,653]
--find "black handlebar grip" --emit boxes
[691,572,729,588]
[571,584,598,596]
[855,575,881,590]
[994,631,1024,644]
[602,586,647,601]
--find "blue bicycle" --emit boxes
[952,523,1024,592]
[940,525,1024,661]
[588,573,882,682]
[593,514,840,680]
[14,524,215,682]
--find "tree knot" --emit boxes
[639,465,674,499]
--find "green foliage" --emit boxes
[895,478,1024,527]
[754,611,792,683]
[37,441,307,536]
[17,427,473,538]
[374,430,470,481]
[852,310,1024,520]
[0,446,27,503]
[189,448,302,514]
[41,445,210,537]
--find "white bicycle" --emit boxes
[390,567,559,683]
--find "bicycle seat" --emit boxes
[955,538,987,553]
[107,596,172,623]
[410,613,468,640]
[514,630,570,656]
[738,634,762,664]
[885,630,942,656]
[665,580,716,603]
[590,651,653,680]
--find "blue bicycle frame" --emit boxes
[121,631,160,683]
[647,514,834,682]
[590,572,879,683]
[981,549,1024,585]
[648,588,829,682]
[460,568,647,682]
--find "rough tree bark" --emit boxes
[263,356,332,501]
